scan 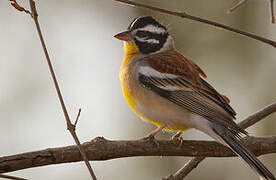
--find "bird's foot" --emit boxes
[141,134,160,148]
[171,131,184,147]
[140,124,167,147]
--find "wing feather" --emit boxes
[137,51,246,135]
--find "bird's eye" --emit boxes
[136,31,149,38]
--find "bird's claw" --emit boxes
[141,134,160,148]
[171,136,184,147]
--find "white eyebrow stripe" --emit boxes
[138,25,166,34]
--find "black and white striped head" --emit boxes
[115,16,174,54]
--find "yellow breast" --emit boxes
[119,42,139,114]
[119,42,189,131]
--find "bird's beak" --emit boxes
[114,31,132,41]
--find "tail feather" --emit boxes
[211,123,275,180]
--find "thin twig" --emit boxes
[9,0,30,14]
[9,1,97,179]
[163,157,205,180]
[113,0,276,48]
[163,102,276,179]
[270,0,275,23]
[74,108,82,127]
[238,102,276,129]
[227,0,249,13]
[0,174,27,180]
[228,0,275,24]
[27,1,96,179]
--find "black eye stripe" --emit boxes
[136,31,150,38]
[134,32,169,54]
[136,30,168,40]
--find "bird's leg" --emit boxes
[148,124,167,138]
[142,124,166,147]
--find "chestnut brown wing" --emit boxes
[144,50,236,118]
[137,51,245,135]
[146,51,207,85]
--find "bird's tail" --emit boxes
[211,123,275,180]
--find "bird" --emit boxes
[114,16,275,180]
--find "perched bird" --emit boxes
[114,16,275,180]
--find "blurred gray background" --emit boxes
[0,0,275,179]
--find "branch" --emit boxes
[162,157,205,180]
[239,102,276,129]
[1,102,276,174]
[113,0,276,48]
[163,102,276,179]
[28,1,96,179]
[74,108,82,127]
[9,0,30,14]
[0,136,275,173]
[9,1,96,179]
[227,0,249,13]
[270,0,275,23]
[228,0,275,24]
[0,174,27,180]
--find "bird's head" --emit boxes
[114,16,174,55]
